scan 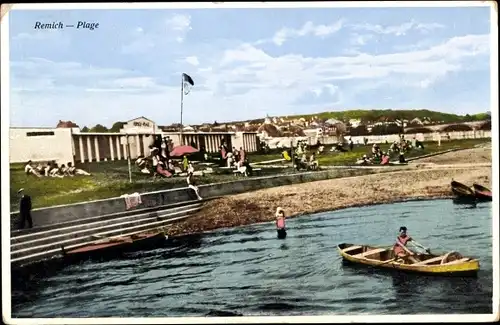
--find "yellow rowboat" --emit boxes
[337,243,479,277]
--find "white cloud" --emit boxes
[185,56,200,66]
[10,31,489,127]
[350,33,374,46]
[166,13,191,42]
[350,20,445,36]
[121,14,192,54]
[13,32,54,41]
[258,19,344,46]
[166,14,191,32]
[223,34,488,84]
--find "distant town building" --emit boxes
[349,119,362,128]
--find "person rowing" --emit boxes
[275,207,287,239]
[393,226,429,263]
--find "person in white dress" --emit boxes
[187,172,203,200]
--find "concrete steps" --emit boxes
[11,200,199,238]
[11,201,202,245]
[11,201,204,267]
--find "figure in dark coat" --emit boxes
[18,188,33,229]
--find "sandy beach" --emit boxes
[166,148,492,237]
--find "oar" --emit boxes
[411,240,431,254]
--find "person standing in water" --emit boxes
[275,207,287,239]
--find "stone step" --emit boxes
[11,203,202,252]
[11,202,202,245]
[10,199,206,238]
[11,215,194,267]
[11,206,200,260]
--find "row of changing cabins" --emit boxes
[10,126,261,166]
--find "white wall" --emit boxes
[262,130,491,149]
[10,128,74,165]
[349,130,491,144]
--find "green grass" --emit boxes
[248,138,490,166]
[10,138,489,211]
[9,160,292,211]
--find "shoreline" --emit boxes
[170,195,456,238]
[166,163,491,237]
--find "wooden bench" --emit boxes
[342,245,362,254]
[352,248,386,258]
[412,255,446,266]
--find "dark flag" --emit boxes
[182,73,194,95]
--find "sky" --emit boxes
[7,4,493,128]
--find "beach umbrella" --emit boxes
[169,145,199,157]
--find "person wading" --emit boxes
[18,188,33,229]
[275,207,287,239]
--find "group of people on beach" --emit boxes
[24,160,91,178]
[136,136,201,180]
[223,143,254,176]
[282,141,319,171]
[355,134,426,165]
[139,136,203,200]
[136,136,175,178]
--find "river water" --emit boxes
[11,199,493,317]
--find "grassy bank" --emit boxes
[10,138,489,211]
[248,138,489,166]
[10,160,294,211]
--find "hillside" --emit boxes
[77,109,489,132]
[225,109,490,125]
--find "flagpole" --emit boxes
[180,74,184,146]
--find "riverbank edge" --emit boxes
[165,192,462,238]
[164,163,491,237]
[167,194,456,238]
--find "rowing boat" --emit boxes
[451,180,476,204]
[62,231,167,263]
[451,180,475,197]
[337,243,479,276]
[472,183,492,202]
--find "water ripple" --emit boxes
[11,199,492,317]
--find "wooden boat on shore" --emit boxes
[337,243,479,277]
[451,180,475,197]
[451,180,476,204]
[62,231,167,263]
[472,183,492,202]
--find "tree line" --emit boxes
[78,109,490,133]
[80,122,126,133]
[294,109,490,125]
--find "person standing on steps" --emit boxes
[187,171,203,201]
[18,188,33,229]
